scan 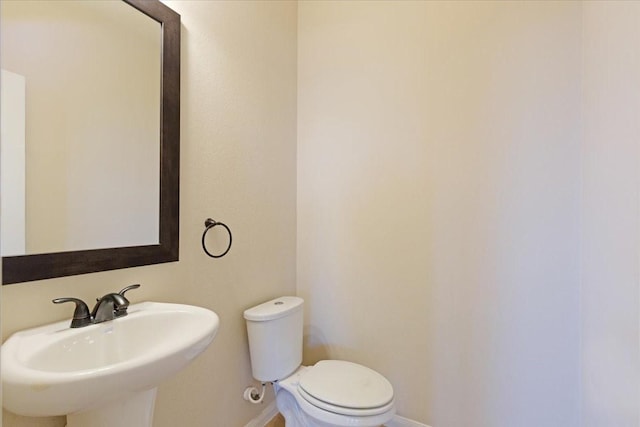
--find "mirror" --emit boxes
[2,1,161,256]
[1,0,180,285]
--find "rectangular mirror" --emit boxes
[1,0,180,285]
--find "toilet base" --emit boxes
[277,387,332,427]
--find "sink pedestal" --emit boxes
[66,388,157,427]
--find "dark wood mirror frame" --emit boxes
[2,0,180,285]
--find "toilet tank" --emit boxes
[243,296,304,382]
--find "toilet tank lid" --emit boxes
[243,296,303,321]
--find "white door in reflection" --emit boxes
[1,69,26,256]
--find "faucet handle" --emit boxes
[52,297,92,328]
[118,284,141,298]
[113,284,140,318]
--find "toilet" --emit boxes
[244,296,396,427]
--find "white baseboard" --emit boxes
[243,400,431,427]
[385,414,431,427]
[244,401,279,427]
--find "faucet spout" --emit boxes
[92,293,128,323]
[92,295,115,323]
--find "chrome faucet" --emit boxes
[53,284,141,328]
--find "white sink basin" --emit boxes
[2,301,219,426]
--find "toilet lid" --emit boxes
[298,360,394,413]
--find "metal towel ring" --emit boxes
[202,218,232,258]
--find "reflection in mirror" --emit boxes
[1,0,180,285]
[1,0,160,255]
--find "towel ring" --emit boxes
[202,218,232,258]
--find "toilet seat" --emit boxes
[297,360,394,417]
[275,364,396,427]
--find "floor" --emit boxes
[265,413,285,427]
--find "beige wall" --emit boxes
[581,2,640,425]
[298,2,582,426]
[1,1,297,426]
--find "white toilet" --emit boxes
[244,296,396,427]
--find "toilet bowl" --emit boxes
[244,297,396,427]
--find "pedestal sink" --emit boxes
[2,302,220,427]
